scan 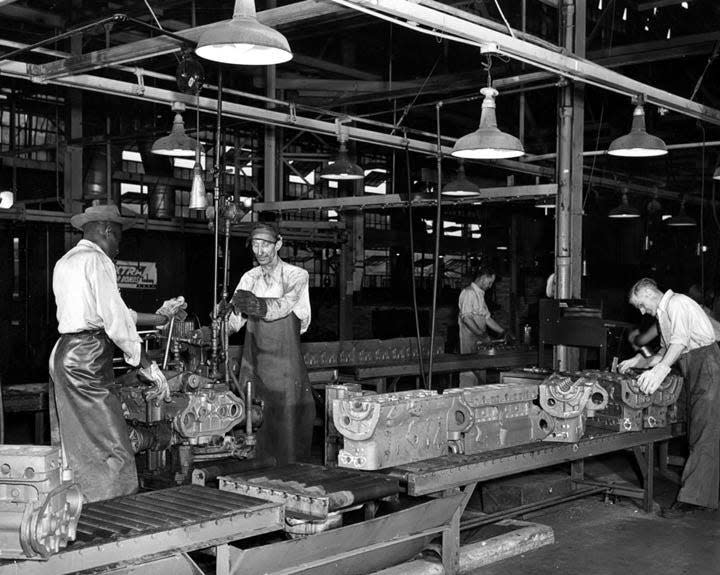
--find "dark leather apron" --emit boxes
[239,312,315,465]
[49,331,138,503]
[676,343,720,509]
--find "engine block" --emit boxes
[538,372,609,442]
[334,383,551,470]
[582,370,683,432]
[0,445,82,559]
[335,389,448,470]
[443,383,550,454]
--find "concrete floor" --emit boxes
[470,457,720,575]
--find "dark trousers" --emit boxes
[677,344,720,509]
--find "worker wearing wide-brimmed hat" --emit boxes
[50,203,171,502]
[224,222,314,465]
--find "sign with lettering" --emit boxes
[116,260,157,290]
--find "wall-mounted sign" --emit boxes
[116,260,157,290]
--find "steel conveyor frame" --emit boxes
[382,426,680,574]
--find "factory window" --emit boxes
[363,249,390,288]
[365,212,390,231]
[120,183,149,215]
[281,245,335,288]
[286,160,316,186]
[121,150,144,175]
[470,223,482,239]
[444,220,462,237]
[443,256,468,289]
[0,108,60,162]
[363,169,387,195]
[414,252,433,280]
[173,152,206,170]
[175,189,207,221]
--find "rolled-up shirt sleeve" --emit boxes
[264,267,309,325]
[89,255,142,366]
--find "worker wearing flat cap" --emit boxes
[619,278,720,517]
[49,203,175,502]
[224,222,314,464]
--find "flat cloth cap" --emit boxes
[249,222,281,243]
[70,204,134,231]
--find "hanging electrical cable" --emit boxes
[404,142,427,389]
[493,0,516,38]
[700,124,706,296]
[427,102,444,389]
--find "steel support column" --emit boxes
[63,26,83,252]
[555,0,584,371]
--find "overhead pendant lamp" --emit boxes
[666,199,696,227]
[195,0,292,66]
[451,86,524,160]
[320,120,364,181]
[152,102,198,157]
[608,189,640,219]
[442,160,479,196]
[607,98,668,158]
[189,100,208,211]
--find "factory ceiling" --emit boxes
[1,0,720,211]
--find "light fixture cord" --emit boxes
[196,92,201,164]
[404,140,427,389]
[483,53,493,88]
[493,0,516,38]
[390,53,441,135]
[427,101,443,390]
[700,123,705,295]
[142,0,181,62]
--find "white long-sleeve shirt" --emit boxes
[227,258,311,335]
[53,239,142,366]
[657,289,715,354]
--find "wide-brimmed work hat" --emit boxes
[70,204,135,231]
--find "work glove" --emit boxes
[216,299,233,319]
[618,354,644,374]
[637,363,671,395]
[155,296,188,322]
[231,289,268,318]
[138,361,171,402]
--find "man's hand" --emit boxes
[216,299,233,319]
[637,363,671,395]
[618,354,644,374]
[138,361,171,402]
[155,296,188,322]
[231,290,268,318]
[503,331,516,344]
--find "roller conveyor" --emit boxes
[0,485,284,575]
[219,463,401,518]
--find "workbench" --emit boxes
[1,383,48,443]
